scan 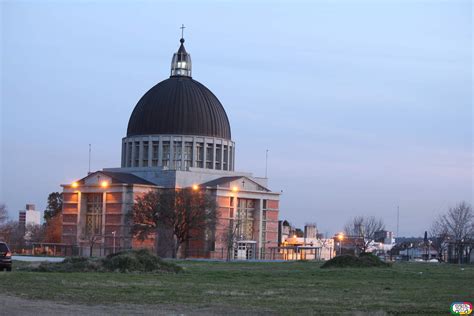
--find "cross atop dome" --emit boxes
[171,24,192,77]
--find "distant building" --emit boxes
[374,230,395,245]
[276,222,334,260]
[18,204,41,228]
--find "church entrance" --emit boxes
[234,241,256,260]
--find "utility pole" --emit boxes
[265,149,269,178]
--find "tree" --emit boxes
[44,192,63,222]
[44,214,63,243]
[43,192,63,243]
[433,201,474,264]
[344,216,385,253]
[26,223,45,243]
[81,231,103,257]
[131,188,217,258]
[0,221,26,251]
[429,217,449,262]
[222,217,242,261]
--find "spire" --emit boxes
[170,24,192,77]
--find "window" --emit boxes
[162,142,170,168]
[215,144,222,170]
[263,200,267,209]
[134,142,140,167]
[229,146,233,171]
[236,198,255,240]
[196,143,204,168]
[127,142,132,167]
[206,144,213,169]
[152,141,159,166]
[223,145,228,170]
[184,142,193,169]
[86,193,103,235]
[173,141,182,169]
[143,141,149,167]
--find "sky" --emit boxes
[1,0,472,236]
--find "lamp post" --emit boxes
[337,232,344,255]
[112,231,116,254]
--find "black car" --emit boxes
[0,242,12,271]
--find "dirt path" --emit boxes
[0,294,267,316]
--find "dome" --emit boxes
[126,76,231,139]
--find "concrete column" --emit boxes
[258,198,263,259]
[220,139,224,170]
[212,139,217,169]
[233,144,236,170]
[76,191,82,244]
[131,140,136,167]
[158,137,163,166]
[170,137,175,170]
[203,139,207,168]
[226,143,231,171]
[181,138,185,171]
[138,140,144,167]
[147,137,152,167]
[192,137,197,168]
[102,192,107,237]
[124,140,130,167]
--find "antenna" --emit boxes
[88,144,92,174]
[397,205,400,237]
[265,149,269,178]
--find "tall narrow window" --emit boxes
[134,141,140,167]
[162,141,170,168]
[152,141,159,166]
[223,145,228,170]
[143,141,149,167]
[206,144,213,169]
[196,143,204,168]
[184,142,193,169]
[215,144,222,170]
[229,146,234,171]
[86,193,103,235]
[173,141,182,170]
[127,142,132,167]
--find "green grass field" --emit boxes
[1,260,472,315]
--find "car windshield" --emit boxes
[0,243,8,252]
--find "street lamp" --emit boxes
[337,232,344,255]
[192,184,199,191]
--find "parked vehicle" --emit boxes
[0,242,12,271]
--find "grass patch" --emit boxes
[2,260,473,314]
[321,253,391,268]
[19,249,182,273]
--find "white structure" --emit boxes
[19,204,41,227]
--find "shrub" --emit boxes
[321,254,390,269]
[20,249,183,273]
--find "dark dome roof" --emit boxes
[127,76,231,139]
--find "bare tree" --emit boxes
[434,201,473,264]
[0,221,26,251]
[429,217,449,262]
[81,232,103,257]
[344,216,385,253]
[132,188,217,259]
[222,218,242,261]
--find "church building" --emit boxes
[61,34,281,260]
